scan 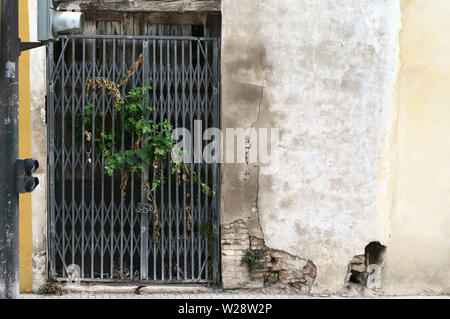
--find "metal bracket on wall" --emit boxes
[20,41,47,53]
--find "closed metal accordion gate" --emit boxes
[47,34,221,283]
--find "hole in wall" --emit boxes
[365,241,386,266]
[346,241,386,290]
[349,270,366,284]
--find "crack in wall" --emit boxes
[222,7,316,291]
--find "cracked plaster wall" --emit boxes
[29,0,48,290]
[221,0,400,293]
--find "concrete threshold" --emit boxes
[63,283,221,295]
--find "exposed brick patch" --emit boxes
[244,246,316,293]
[346,255,368,286]
[221,220,316,293]
[268,251,316,293]
[221,220,263,289]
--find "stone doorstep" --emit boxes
[222,281,264,290]
[62,284,220,295]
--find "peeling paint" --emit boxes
[5,61,16,78]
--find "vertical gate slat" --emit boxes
[167,38,173,281]
[140,39,150,280]
[61,38,67,277]
[71,39,76,268]
[204,40,210,281]
[110,38,116,279]
[174,39,180,281]
[189,40,195,281]
[90,38,96,279]
[182,39,187,281]
[130,39,136,279]
[100,38,106,279]
[159,38,165,281]
[81,38,86,278]
[47,41,56,278]
[120,38,126,275]
[196,40,201,280]
[152,39,157,281]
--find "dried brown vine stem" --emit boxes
[145,181,161,241]
[134,134,142,152]
[186,204,192,231]
[120,169,130,197]
[86,77,123,107]
[84,130,92,141]
[117,54,144,87]
[178,163,194,231]
[85,53,144,108]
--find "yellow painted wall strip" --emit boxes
[18,0,33,293]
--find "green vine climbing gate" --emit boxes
[47,35,221,283]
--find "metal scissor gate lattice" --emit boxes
[47,35,221,283]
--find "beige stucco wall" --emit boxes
[29,0,48,290]
[383,0,450,295]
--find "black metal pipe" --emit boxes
[0,0,20,299]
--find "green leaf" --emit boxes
[116,154,125,165]
[201,183,215,196]
[136,149,148,161]
[155,148,166,155]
